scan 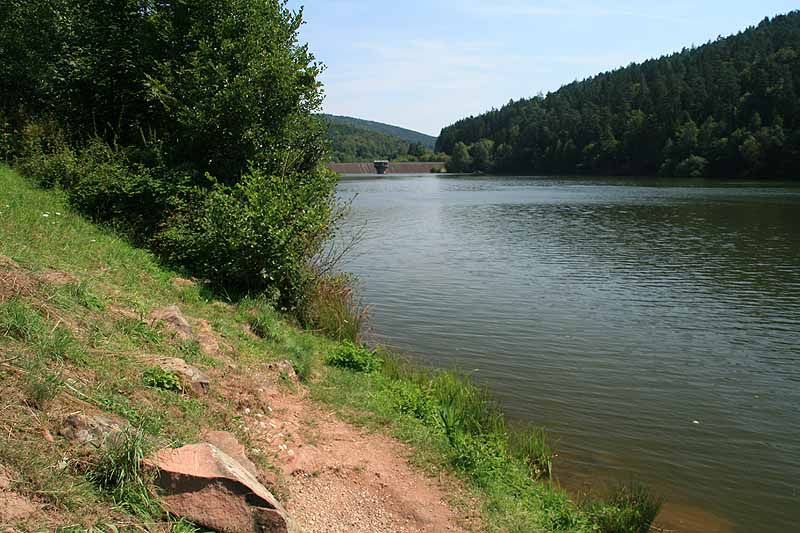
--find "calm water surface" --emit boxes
[336,175,800,533]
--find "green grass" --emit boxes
[0,165,661,531]
[86,427,160,519]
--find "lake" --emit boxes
[336,175,800,533]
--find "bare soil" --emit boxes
[214,366,478,533]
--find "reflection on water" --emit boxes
[337,175,800,533]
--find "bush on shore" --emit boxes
[1,0,345,317]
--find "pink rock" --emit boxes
[151,305,193,340]
[151,356,210,395]
[202,430,278,490]
[152,443,295,533]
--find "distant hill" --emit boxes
[437,11,800,178]
[323,115,437,149]
[321,115,444,163]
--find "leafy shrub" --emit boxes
[14,120,76,189]
[0,115,15,161]
[675,155,709,177]
[155,168,338,306]
[65,141,182,242]
[390,381,436,422]
[143,366,182,392]
[325,342,382,373]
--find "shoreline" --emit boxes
[0,164,662,532]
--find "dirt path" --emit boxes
[216,366,475,533]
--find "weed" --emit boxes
[0,298,46,342]
[0,298,86,363]
[390,380,435,422]
[171,519,210,533]
[249,312,278,340]
[583,483,663,533]
[54,281,105,311]
[87,427,161,518]
[115,317,162,344]
[325,342,382,373]
[23,368,62,409]
[283,336,317,382]
[38,325,87,364]
[300,273,366,343]
[143,366,182,392]
[509,426,554,480]
[94,388,165,436]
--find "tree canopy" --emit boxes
[1,0,338,307]
[437,12,800,178]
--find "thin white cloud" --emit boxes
[319,35,632,134]
[465,0,691,24]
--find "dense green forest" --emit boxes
[0,0,339,312]
[324,114,437,148]
[323,115,444,162]
[437,12,800,178]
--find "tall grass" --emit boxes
[87,427,161,519]
[300,273,366,343]
[583,483,663,533]
[508,426,554,480]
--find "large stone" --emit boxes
[151,305,193,340]
[151,356,210,395]
[152,443,296,533]
[201,431,259,478]
[202,430,278,490]
[59,414,125,449]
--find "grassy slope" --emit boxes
[0,165,654,532]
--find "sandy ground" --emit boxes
[216,368,478,533]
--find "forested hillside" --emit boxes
[323,116,445,162]
[437,12,800,178]
[324,115,437,148]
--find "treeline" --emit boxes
[437,12,800,178]
[0,0,343,317]
[326,121,446,163]
[324,114,437,148]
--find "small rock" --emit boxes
[59,414,125,449]
[171,277,196,288]
[150,305,193,340]
[150,443,297,533]
[195,319,223,357]
[267,361,298,383]
[150,356,210,395]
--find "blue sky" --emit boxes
[288,1,798,136]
